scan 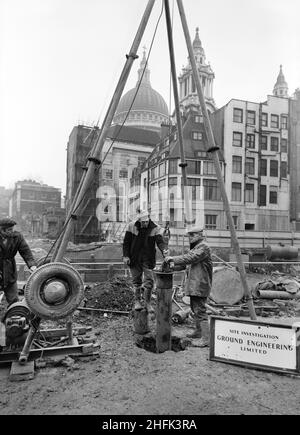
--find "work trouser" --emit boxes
[130,263,154,294]
[190,296,207,321]
[2,282,19,306]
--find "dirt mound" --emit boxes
[84,276,134,311]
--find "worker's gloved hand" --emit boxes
[162,249,170,257]
[163,256,174,270]
[123,257,130,266]
[164,256,173,264]
[30,266,37,273]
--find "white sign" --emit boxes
[213,319,298,371]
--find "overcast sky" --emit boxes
[0,0,299,195]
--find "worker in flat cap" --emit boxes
[163,225,212,347]
[123,210,169,313]
[0,218,37,305]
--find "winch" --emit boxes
[2,299,33,348]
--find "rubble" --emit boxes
[84,275,134,312]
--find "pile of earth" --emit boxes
[84,276,134,311]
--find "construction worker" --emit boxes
[163,226,212,347]
[123,210,169,312]
[0,218,37,305]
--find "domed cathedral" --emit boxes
[273,65,289,97]
[113,49,170,133]
[178,28,216,113]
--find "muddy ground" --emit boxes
[0,273,300,415]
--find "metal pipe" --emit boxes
[176,0,257,320]
[256,290,294,300]
[19,317,41,365]
[53,0,156,262]
[164,0,193,225]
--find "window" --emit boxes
[169,159,178,174]
[105,169,113,179]
[281,115,288,130]
[245,157,255,175]
[269,187,278,204]
[203,161,216,175]
[270,160,278,177]
[271,114,279,128]
[196,151,206,158]
[261,113,268,127]
[159,162,166,177]
[226,215,238,230]
[260,159,267,176]
[192,131,203,140]
[168,177,177,187]
[151,166,158,180]
[138,156,146,165]
[194,115,203,123]
[259,185,267,206]
[260,135,268,150]
[143,178,147,188]
[119,169,128,178]
[232,156,242,173]
[233,108,243,123]
[270,136,279,152]
[245,223,255,231]
[281,161,287,178]
[187,160,201,175]
[187,178,201,200]
[232,182,242,201]
[203,179,221,201]
[205,215,217,229]
[245,184,254,202]
[233,132,243,147]
[246,134,255,149]
[281,138,288,153]
[247,110,256,125]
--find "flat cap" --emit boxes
[0,218,17,228]
[137,209,149,220]
[186,225,204,235]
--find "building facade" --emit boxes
[289,88,300,230]
[0,186,12,219]
[9,180,62,237]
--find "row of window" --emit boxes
[150,177,279,205]
[232,156,287,178]
[150,159,219,179]
[232,132,288,152]
[233,108,288,129]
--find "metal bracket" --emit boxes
[126,53,139,60]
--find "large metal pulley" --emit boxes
[24,262,84,320]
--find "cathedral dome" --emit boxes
[116,83,168,116]
[113,50,169,132]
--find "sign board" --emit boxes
[210,316,300,375]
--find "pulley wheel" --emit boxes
[24,262,84,320]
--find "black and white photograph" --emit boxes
[0,0,300,418]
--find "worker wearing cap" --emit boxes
[163,226,212,347]
[0,218,37,305]
[123,210,169,312]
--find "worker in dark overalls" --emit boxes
[0,218,37,305]
[163,226,212,347]
[123,210,169,313]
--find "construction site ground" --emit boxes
[1,272,300,416]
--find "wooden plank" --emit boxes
[36,326,91,339]
[9,360,35,382]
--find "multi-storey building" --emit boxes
[9,179,62,236]
[289,88,300,230]
[66,50,170,243]
[211,94,290,231]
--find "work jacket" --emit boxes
[172,240,212,297]
[123,220,166,269]
[0,232,36,288]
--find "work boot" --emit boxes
[143,287,155,315]
[133,287,143,311]
[186,319,202,339]
[196,320,210,348]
